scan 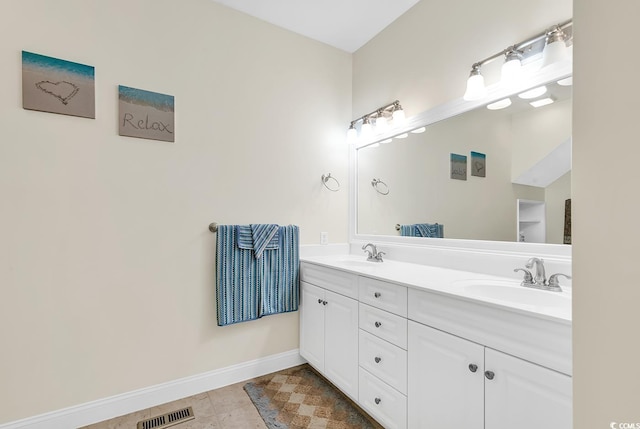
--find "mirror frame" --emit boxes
[349,59,573,260]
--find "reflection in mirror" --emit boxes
[357,79,571,244]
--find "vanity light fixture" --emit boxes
[486,98,512,110]
[462,19,572,100]
[529,97,555,108]
[518,85,547,99]
[345,100,405,144]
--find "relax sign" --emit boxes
[118,85,175,142]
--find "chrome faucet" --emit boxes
[514,257,571,292]
[525,257,546,286]
[362,243,385,262]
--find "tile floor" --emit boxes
[81,378,268,429]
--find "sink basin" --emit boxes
[454,279,571,309]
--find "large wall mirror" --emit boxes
[352,61,572,253]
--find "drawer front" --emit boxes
[359,303,408,349]
[359,276,407,317]
[359,368,407,429]
[300,262,358,299]
[359,330,408,394]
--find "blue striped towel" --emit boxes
[415,223,444,238]
[236,224,279,258]
[399,223,444,238]
[216,224,299,326]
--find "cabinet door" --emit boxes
[484,348,572,429]
[324,289,359,399]
[408,321,484,429]
[299,282,325,371]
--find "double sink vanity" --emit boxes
[299,251,572,429]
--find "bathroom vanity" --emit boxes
[299,255,572,429]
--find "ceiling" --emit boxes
[210,0,421,53]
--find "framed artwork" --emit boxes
[450,153,467,180]
[118,85,175,142]
[471,151,486,177]
[22,51,95,118]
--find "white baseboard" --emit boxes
[1,349,305,429]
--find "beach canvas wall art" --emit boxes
[470,151,486,177]
[22,51,95,119]
[118,85,175,142]
[450,153,467,180]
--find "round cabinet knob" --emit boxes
[374,321,382,328]
[468,364,478,373]
[374,397,382,405]
[374,356,382,363]
[322,300,328,306]
[317,299,322,304]
[484,371,495,380]
[374,292,381,298]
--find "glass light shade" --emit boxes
[375,116,388,134]
[463,73,487,101]
[542,39,568,68]
[346,127,357,144]
[392,108,406,126]
[518,85,547,99]
[487,98,512,110]
[501,58,522,87]
[360,121,374,140]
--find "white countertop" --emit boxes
[300,254,572,323]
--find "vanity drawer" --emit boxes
[359,330,407,394]
[359,276,407,317]
[359,303,408,349]
[359,368,407,429]
[300,262,358,299]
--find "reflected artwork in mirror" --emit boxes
[356,78,571,245]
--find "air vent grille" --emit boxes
[137,406,194,429]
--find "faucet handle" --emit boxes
[548,273,571,288]
[514,268,534,284]
[375,251,386,262]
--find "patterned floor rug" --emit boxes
[243,364,383,429]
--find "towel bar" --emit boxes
[209,223,218,233]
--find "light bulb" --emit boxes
[501,50,522,88]
[346,125,357,144]
[392,106,406,126]
[463,67,487,100]
[375,116,388,134]
[360,119,374,140]
[542,27,568,68]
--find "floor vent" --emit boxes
[137,406,195,429]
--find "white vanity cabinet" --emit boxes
[299,264,359,400]
[299,259,572,429]
[408,321,572,429]
[357,276,408,429]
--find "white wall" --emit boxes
[573,0,640,425]
[0,0,351,423]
